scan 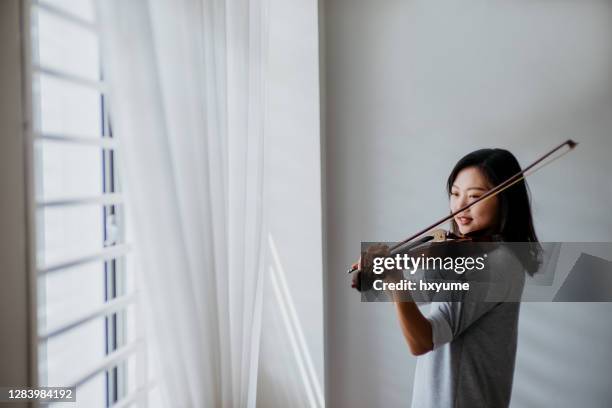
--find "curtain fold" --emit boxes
[97,0,268,406]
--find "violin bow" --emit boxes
[347,139,578,274]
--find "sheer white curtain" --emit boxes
[98,0,268,406]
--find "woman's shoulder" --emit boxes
[485,243,526,295]
[487,243,524,270]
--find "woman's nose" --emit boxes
[452,194,468,211]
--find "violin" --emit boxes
[348,140,578,292]
[351,229,503,292]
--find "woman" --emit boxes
[355,148,540,408]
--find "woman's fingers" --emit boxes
[353,244,391,275]
[366,243,390,258]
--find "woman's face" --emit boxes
[449,166,499,235]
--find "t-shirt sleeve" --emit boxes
[425,246,525,349]
[427,304,454,347]
[427,301,501,349]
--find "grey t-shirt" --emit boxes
[410,245,526,408]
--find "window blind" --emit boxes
[26,1,150,406]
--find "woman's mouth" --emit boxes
[456,216,473,226]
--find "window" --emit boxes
[26,1,147,406]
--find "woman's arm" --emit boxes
[357,244,434,356]
[391,298,433,356]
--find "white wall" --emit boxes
[323,0,612,406]
[256,0,325,406]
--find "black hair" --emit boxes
[446,148,541,275]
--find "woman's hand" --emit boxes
[351,244,401,289]
[361,243,390,271]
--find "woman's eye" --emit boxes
[469,195,480,199]
[451,192,459,196]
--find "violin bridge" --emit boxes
[430,229,447,242]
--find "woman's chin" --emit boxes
[458,225,473,235]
